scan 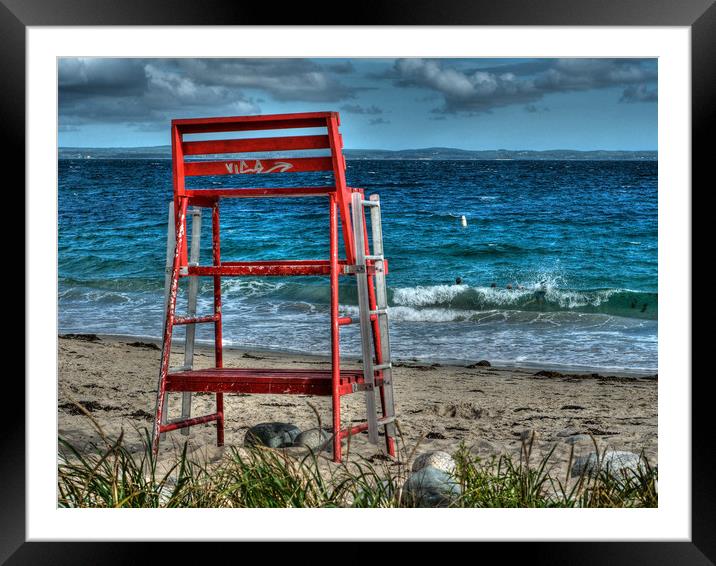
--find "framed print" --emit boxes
[8,0,710,562]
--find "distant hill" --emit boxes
[345,148,657,161]
[58,146,657,161]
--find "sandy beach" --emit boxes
[57,333,657,477]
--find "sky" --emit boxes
[58,58,657,151]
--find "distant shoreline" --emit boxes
[58,147,658,161]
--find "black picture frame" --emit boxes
[7,0,709,562]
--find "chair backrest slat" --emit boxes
[182,134,331,156]
[184,156,334,177]
[174,113,329,134]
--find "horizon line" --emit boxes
[58,145,658,152]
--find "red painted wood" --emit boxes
[338,423,369,440]
[152,197,188,455]
[165,367,370,397]
[212,203,225,446]
[173,111,334,127]
[154,110,392,462]
[173,314,219,325]
[188,261,331,276]
[185,195,218,208]
[329,195,343,461]
[182,135,330,156]
[171,125,188,265]
[184,260,379,278]
[184,156,334,177]
[160,413,221,433]
[221,260,342,266]
[184,187,335,199]
[173,112,334,134]
[326,114,354,264]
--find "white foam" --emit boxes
[392,284,469,307]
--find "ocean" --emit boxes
[58,158,657,374]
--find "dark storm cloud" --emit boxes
[620,84,658,103]
[165,59,358,101]
[59,58,148,96]
[340,104,383,115]
[524,104,549,113]
[58,58,360,129]
[388,58,657,114]
[327,61,355,74]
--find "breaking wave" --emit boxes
[60,276,656,321]
[389,283,656,320]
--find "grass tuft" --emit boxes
[58,426,657,508]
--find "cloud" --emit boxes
[340,104,383,115]
[388,58,657,114]
[168,59,358,102]
[620,84,658,103]
[327,61,355,74]
[524,104,549,113]
[59,59,148,96]
[59,58,360,130]
[369,118,390,125]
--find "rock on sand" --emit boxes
[571,450,644,479]
[402,466,461,507]
[244,422,301,448]
[412,450,456,474]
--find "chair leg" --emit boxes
[216,393,224,447]
[332,397,342,463]
[328,194,343,463]
[212,202,225,448]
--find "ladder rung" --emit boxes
[361,199,380,208]
[365,255,384,261]
[189,260,342,277]
[369,308,388,316]
[377,416,396,425]
[173,314,219,325]
[340,314,381,326]
[161,412,221,433]
[170,365,193,373]
[185,187,336,199]
[169,262,198,273]
[373,363,392,371]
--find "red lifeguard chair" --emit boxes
[152,111,396,462]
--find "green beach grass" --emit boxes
[58,411,657,508]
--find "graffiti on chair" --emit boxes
[224,160,294,175]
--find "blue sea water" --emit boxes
[58,159,657,373]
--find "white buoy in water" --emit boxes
[460,215,468,227]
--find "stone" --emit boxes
[467,360,491,368]
[294,428,332,452]
[244,422,301,449]
[412,450,456,474]
[563,434,594,445]
[402,466,461,507]
[571,450,644,479]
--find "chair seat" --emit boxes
[166,367,372,396]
